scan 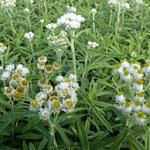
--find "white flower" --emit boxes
[67,6,76,13]
[121,60,129,69]
[120,70,131,81]
[132,100,141,111]
[134,92,145,103]
[24,8,30,13]
[69,74,77,82]
[0,43,7,54]
[143,62,150,74]
[62,99,75,112]
[87,41,99,49]
[135,0,143,5]
[1,71,10,80]
[135,111,146,125]
[40,19,44,24]
[39,108,50,120]
[0,0,16,7]
[115,93,125,103]
[122,101,132,113]
[37,63,45,70]
[133,80,144,91]
[142,103,150,114]
[35,92,47,101]
[134,69,144,79]
[114,64,123,74]
[121,2,130,9]
[56,75,64,82]
[24,32,34,41]
[58,82,69,90]
[46,23,57,30]
[90,8,97,15]
[57,11,85,29]
[5,64,15,73]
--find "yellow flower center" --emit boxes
[53,63,61,70]
[124,70,130,76]
[21,79,29,87]
[117,92,123,96]
[31,100,39,108]
[134,100,141,106]
[136,79,144,85]
[124,102,131,108]
[45,65,53,73]
[66,100,74,109]
[13,92,22,100]
[16,86,25,93]
[115,64,121,69]
[137,111,145,118]
[145,102,150,108]
[52,100,61,109]
[137,69,143,74]
[144,63,150,67]
[137,92,144,97]
[5,87,13,93]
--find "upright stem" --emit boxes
[48,118,57,149]
[92,14,95,32]
[115,4,121,35]
[29,40,35,62]
[70,31,76,74]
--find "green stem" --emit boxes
[115,4,121,35]
[70,31,76,74]
[48,118,57,149]
[92,14,95,32]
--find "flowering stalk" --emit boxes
[70,30,77,74]
[115,3,121,35]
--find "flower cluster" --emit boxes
[37,55,61,71]
[0,64,30,101]
[0,42,7,54]
[30,57,79,120]
[0,0,16,7]
[114,60,150,125]
[108,0,130,9]
[47,31,68,47]
[24,32,34,41]
[87,41,99,49]
[56,6,85,30]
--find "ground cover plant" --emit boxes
[0,0,150,149]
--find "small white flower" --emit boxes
[0,0,16,7]
[135,111,146,125]
[90,8,97,15]
[69,74,77,82]
[134,69,144,79]
[46,23,57,30]
[133,80,144,91]
[142,103,150,114]
[67,6,76,13]
[56,75,64,82]
[35,92,47,101]
[143,62,150,74]
[135,0,143,5]
[5,64,15,73]
[24,8,30,13]
[114,64,123,74]
[132,100,141,111]
[0,43,7,54]
[122,101,132,113]
[24,32,34,41]
[134,92,145,103]
[121,60,129,69]
[87,41,99,49]
[120,70,131,81]
[37,63,45,70]
[39,108,50,120]
[58,82,69,90]
[1,71,10,80]
[40,19,44,24]
[115,92,125,103]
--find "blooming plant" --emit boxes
[0,0,150,149]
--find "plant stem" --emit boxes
[115,4,121,35]
[48,118,57,149]
[70,30,76,74]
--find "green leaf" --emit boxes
[77,120,90,150]
[38,137,48,150]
